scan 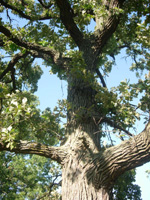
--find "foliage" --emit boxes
[0,86,65,148]
[112,170,142,200]
[0,152,61,200]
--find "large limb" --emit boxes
[0,25,57,58]
[86,121,150,189]
[0,139,67,164]
[0,26,70,69]
[55,0,84,48]
[93,0,126,59]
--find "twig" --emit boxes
[95,68,107,88]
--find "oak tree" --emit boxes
[0,0,150,199]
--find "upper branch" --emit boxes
[0,25,55,56]
[0,139,67,164]
[55,0,84,48]
[0,0,54,21]
[95,68,107,88]
[0,51,29,80]
[102,117,133,137]
[37,0,52,9]
[93,0,126,57]
[0,25,70,69]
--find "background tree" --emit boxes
[111,170,141,200]
[0,0,150,199]
[0,152,61,199]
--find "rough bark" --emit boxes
[62,156,110,200]
[61,123,110,200]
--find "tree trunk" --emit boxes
[62,160,110,200]
[61,69,112,199]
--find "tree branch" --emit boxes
[36,175,61,200]
[0,0,54,21]
[55,0,84,48]
[37,0,52,9]
[11,66,16,91]
[101,117,133,137]
[0,140,67,164]
[30,50,71,71]
[0,25,70,70]
[95,68,107,88]
[93,0,126,58]
[0,41,70,80]
[0,51,29,80]
[0,38,5,47]
[0,25,55,55]
[88,122,150,188]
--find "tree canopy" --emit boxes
[0,0,150,199]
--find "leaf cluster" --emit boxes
[0,87,64,147]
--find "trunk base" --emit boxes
[62,162,110,200]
